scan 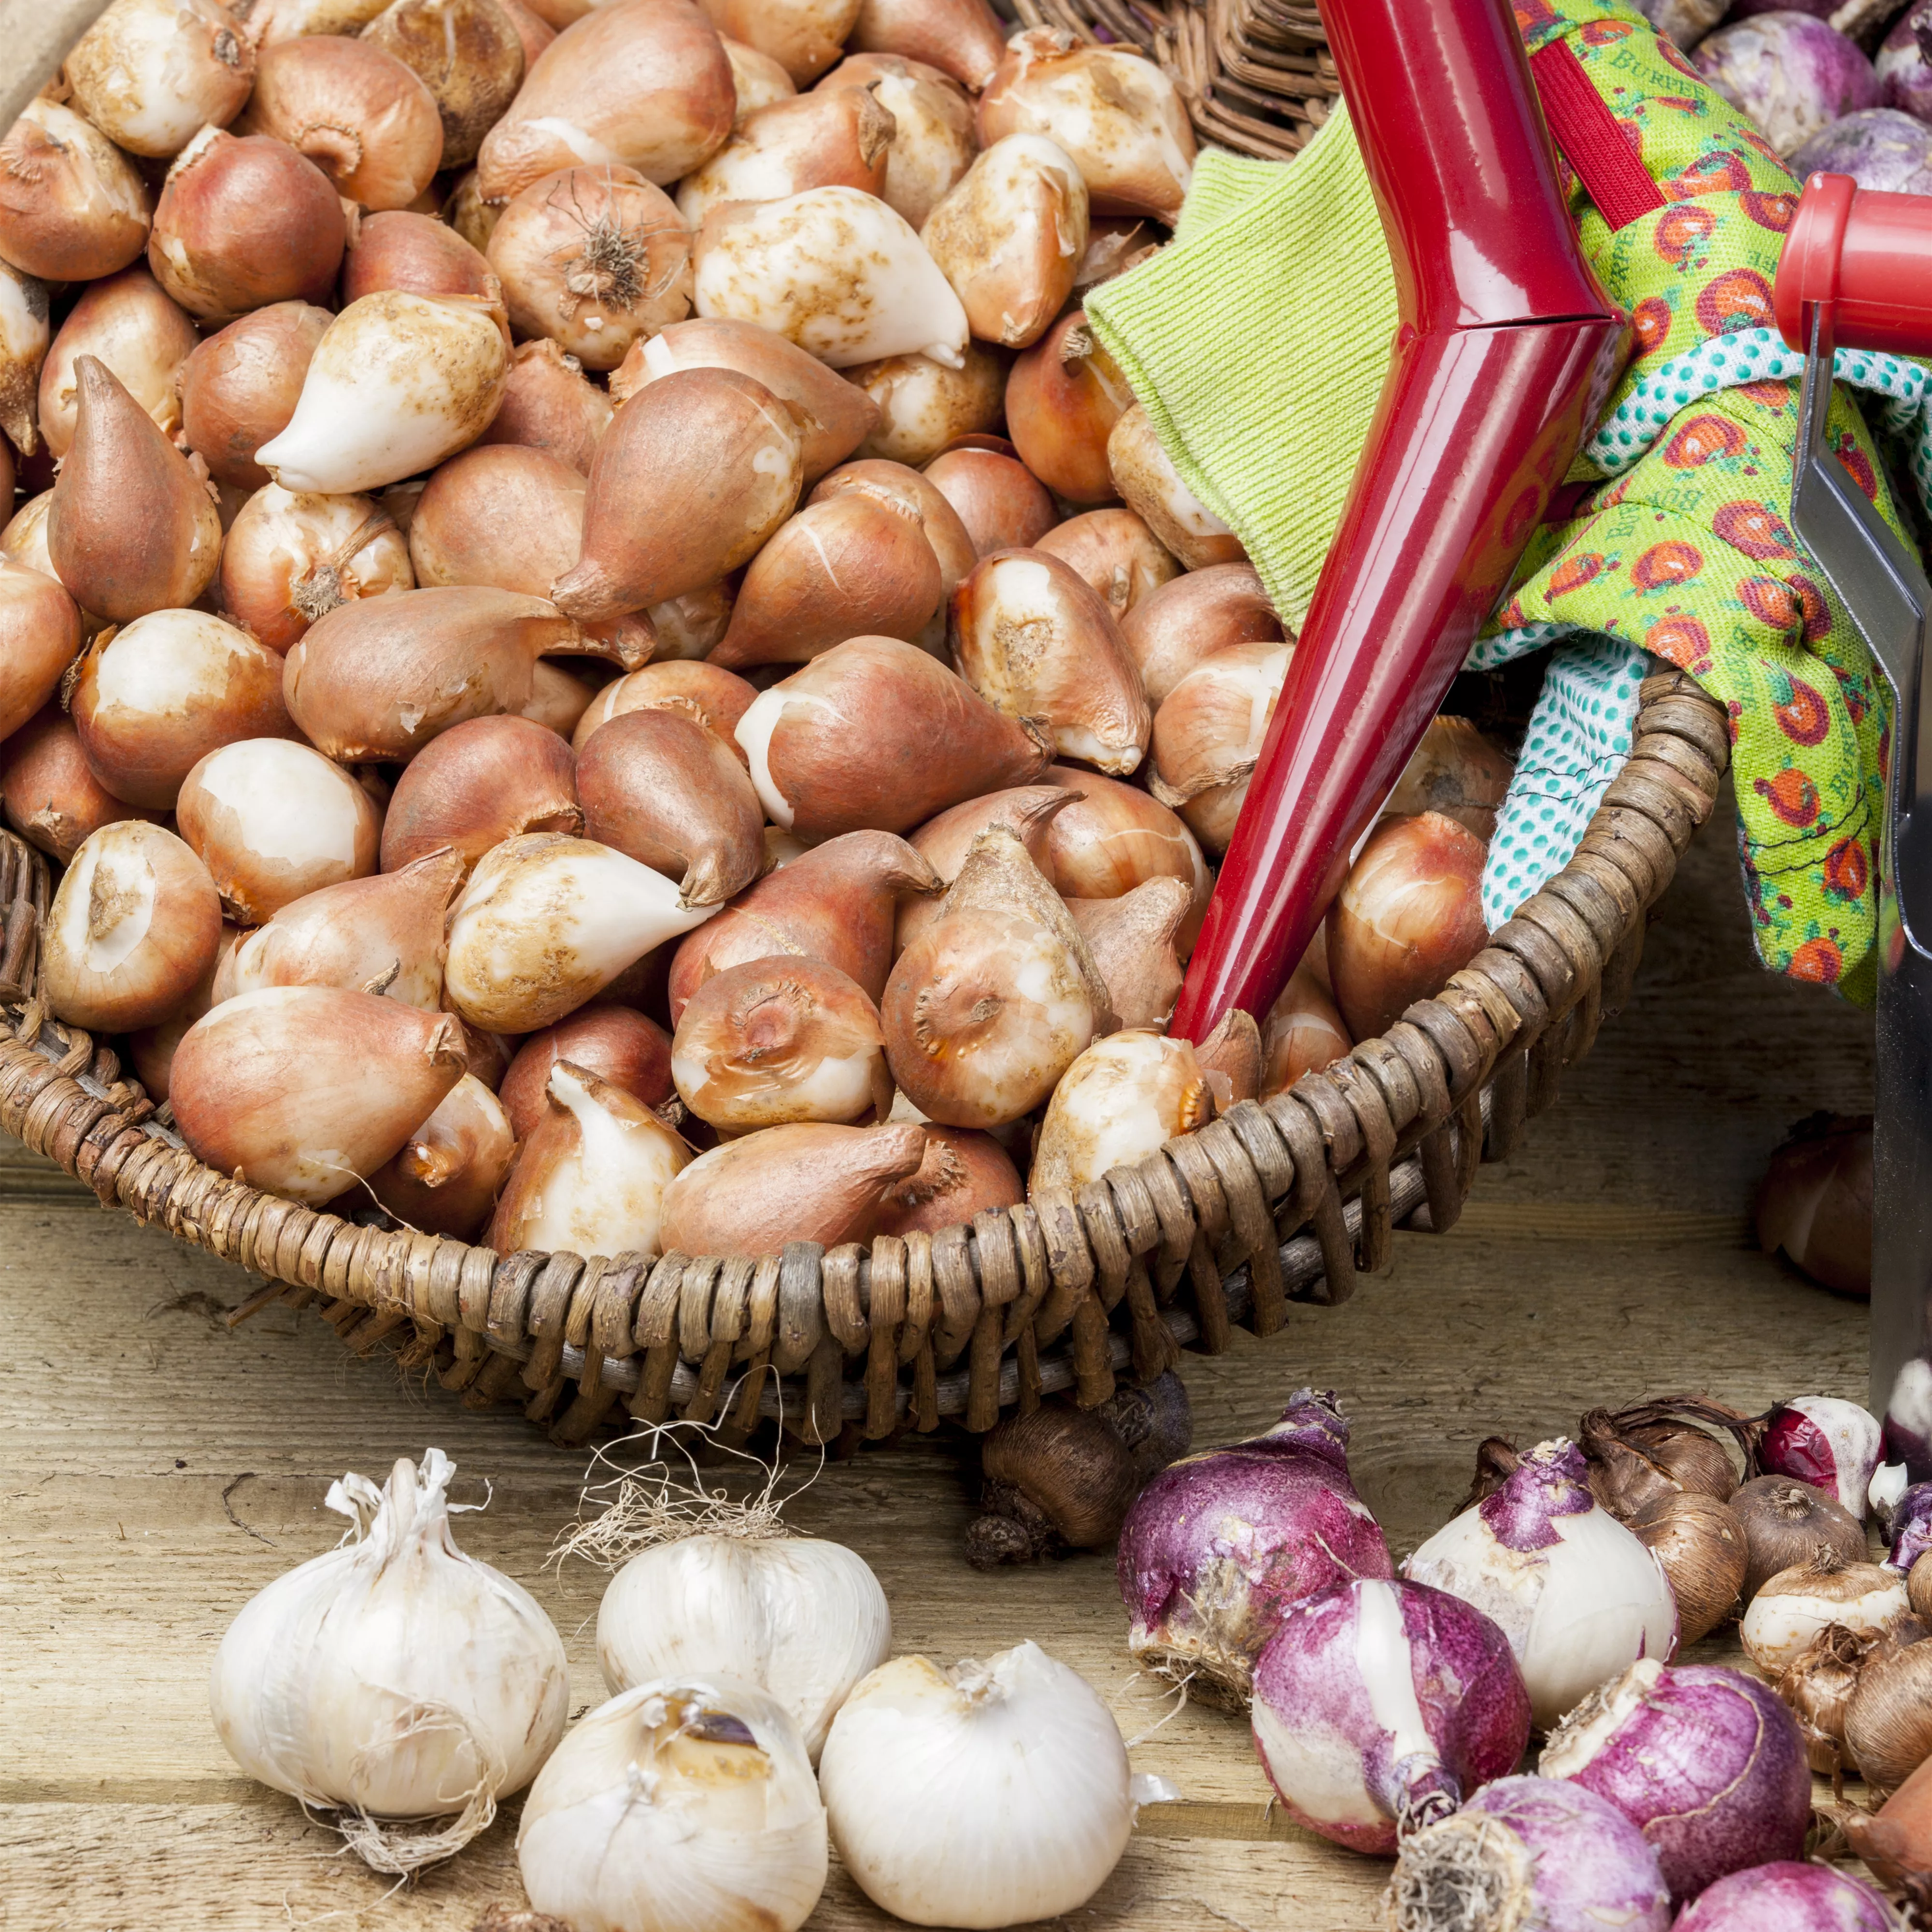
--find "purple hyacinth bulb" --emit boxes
[1692,13,1879,157]
[1789,109,1932,193]
[1761,1395,1886,1517]
[1886,1479,1932,1572]
[1879,0,1932,122]
[1538,1660,1810,1901]
[1673,1861,1900,1931]
[1476,1438,1594,1553]
[1116,1388,1392,1707]
[1250,1578,1530,1858]
[1386,1776,1670,1932]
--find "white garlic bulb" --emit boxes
[209,1450,568,1866]
[597,1534,891,1762]
[819,1641,1133,1928]
[518,1676,829,1932]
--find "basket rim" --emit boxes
[0,671,1729,1444]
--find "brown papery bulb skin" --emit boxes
[896,782,1073,954]
[0,98,153,283]
[1005,309,1135,505]
[72,611,292,810]
[658,1119,925,1255]
[170,985,467,1207]
[1731,1474,1869,1601]
[1196,1006,1263,1111]
[1066,876,1192,1031]
[675,87,894,228]
[1075,217,1159,291]
[577,706,765,906]
[849,0,1007,89]
[672,955,890,1131]
[342,209,503,311]
[1325,811,1489,1044]
[1913,1552,1932,1622]
[127,921,239,1104]
[179,301,330,491]
[873,1123,1022,1237]
[235,36,445,210]
[0,261,46,461]
[572,659,756,759]
[1108,403,1243,572]
[488,165,691,370]
[361,0,527,169]
[924,450,1057,559]
[1776,1621,1882,1777]
[1029,1030,1213,1198]
[476,0,737,202]
[147,128,345,324]
[1629,1492,1748,1646]
[979,30,1195,223]
[1121,561,1284,711]
[499,1003,674,1139]
[1754,1111,1873,1300]
[477,338,612,473]
[552,366,803,623]
[723,35,798,113]
[175,738,384,925]
[810,457,978,615]
[951,547,1151,776]
[846,346,1006,471]
[1042,764,1211,946]
[40,821,223,1032]
[0,705,160,865]
[1841,1633,1932,1796]
[282,585,596,763]
[37,264,198,461]
[711,493,941,670]
[812,53,975,232]
[702,0,857,83]
[406,441,588,596]
[667,826,940,1021]
[47,357,222,625]
[64,0,256,160]
[218,486,412,653]
[1149,637,1294,856]
[368,1073,517,1238]
[1842,1747,1932,1885]
[379,712,581,874]
[0,560,82,743]
[498,0,560,66]
[737,634,1051,840]
[220,848,463,1009]
[1386,715,1516,844]
[1261,964,1351,1096]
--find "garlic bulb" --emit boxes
[210,1450,568,1869]
[518,1677,828,1932]
[598,1535,891,1760]
[820,1642,1133,1929]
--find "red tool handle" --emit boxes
[1776,173,1932,357]
[1170,0,1627,1043]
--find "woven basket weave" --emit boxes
[0,673,1728,1448]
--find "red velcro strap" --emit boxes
[1529,39,1667,233]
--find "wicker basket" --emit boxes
[0,673,1728,1448]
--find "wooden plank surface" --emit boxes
[0,793,1877,1932]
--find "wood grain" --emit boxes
[0,793,1877,1931]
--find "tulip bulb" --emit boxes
[1149,639,1293,856]
[1042,765,1211,943]
[380,713,581,876]
[222,848,462,1011]
[702,0,856,82]
[1326,811,1490,1043]
[668,827,940,1020]
[228,0,397,39]
[127,920,239,1103]
[882,824,1110,1127]
[0,258,48,458]
[1262,965,1351,1096]
[658,1120,925,1254]
[41,821,223,1031]
[1031,1031,1212,1198]
[0,559,82,744]
[177,738,383,924]
[874,1122,1022,1236]
[737,635,1051,838]
[923,449,1058,559]
[845,345,1004,469]
[616,316,879,483]
[1066,876,1192,1031]
[672,956,891,1131]
[980,31,1194,222]
[37,264,197,460]
[849,0,1007,89]
[49,357,222,624]
[951,549,1152,776]
[72,611,292,810]
[1005,309,1134,504]
[1121,560,1282,710]
[172,984,467,1205]
[444,166,502,252]
[446,833,719,1032]
[0,705,158,865]
[816,54,976,231]
[572,659,757,757]
[724,35,799,113]
[66,0,256,159]
[257,291,509,495]
[341,208,503,311]
[677,88,895,227]
[218,485,412,653]
[362,0,527,170]
[693,186,969,369]
[810,457,977,610]
[178,301,330,491]
[235,35,444,209]
[499,1003,674,1138]
[1036,509,1178,624]
[488,165,691,370]
[478,337,612,473]
[0,98,152,283]
[365,1074,515,1238]
[477,0,736,201]
[552,366,803,623]
[1386,715,1516,843]
[1108,403,1243,570]
[576,708,765,907]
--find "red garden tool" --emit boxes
[1776,173,1932,1448]
[1169,0,1630,1041]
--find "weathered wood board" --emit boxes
[0,797,1877,1931]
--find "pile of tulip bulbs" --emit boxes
[0,0,1510,1266]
